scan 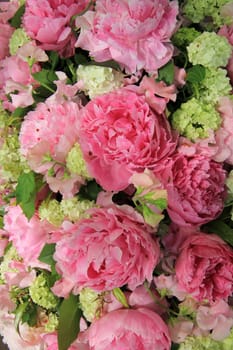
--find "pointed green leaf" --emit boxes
[157,60,175,85]
[39,243,56,266]
[15,171,36,219]
[113,288,129,308]
[205,220,233,246]
[14,302,28,333]
[186,64,206,84]
[9,5,25,28]
[58,294,81,350]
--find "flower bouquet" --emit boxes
[1,0,233,349]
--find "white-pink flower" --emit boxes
[75,0,178,74]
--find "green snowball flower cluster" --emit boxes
[9,28,30,55]
[187,32,232,69]
[66,143,91,179]
[29,273,59,310]
[39,199,64,226]
[183,0,233,28]
[198,68,231,103]
[44,312,59,332]
[172,98,221,141]
[79,287,103,322]
[0,246,20,284]
[172,27,201,49]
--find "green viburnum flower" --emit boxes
[198,68,231,104]
[66,143,91,179]
[76,65,124,99]
[172,98,221,141]
[183,0,233,28]
[0,246,21,283]
[60,197,95,222]
[79,287,103,322]
[39,199,64,226]
[9,28,30,55]
[172,27,201,49]
[44,312,59,332]
[187,32,232,69]
[179,336,222,350]
[29,273,59,310]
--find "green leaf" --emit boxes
[39,243,56,266]
[14,302,28,333]
[9,4,25,28]
[15,171,36,219]
[78,180,102,201]
[157,60,175,85]
[58,294,82,350]
[49,51,60,71]
[112,288,129,308]
[186,64,206,84]
[32,69,58,93]
[205,220,233,246]
[171,343,180,350]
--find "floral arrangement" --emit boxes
[2,0,233,349]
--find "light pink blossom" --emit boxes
[175,233,233,303]
[0,1,19,23]
[0,23,14,59]
[75,0,178,74]
[54,204,160,292]
[88,308,171,350]
[78,87,177,191]
[166,153,226,227]
[23,0,90,57]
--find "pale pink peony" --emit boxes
[23,0,90,57]
[175,233,233,303]
[218,25,233,84]
[0,23,14,59]
[54,204,160,292]
[88,308,171,350]
[78,88,177,191]
[213,96,233,165]
[166,153,226,227]
[3,205,55,268]
[19,100,84,197]
[75,0,178,74]
[0,55,40,111]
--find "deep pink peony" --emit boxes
[175,233,233,303]
[54,204,160,292]
[75,0,178,74]
[166,153,226,227]
[88,308,171,350]
[213,96,233,165]
[23,0,90,57]
[78,87,177,191]
[0,23,14,60]
[0,55,40,111]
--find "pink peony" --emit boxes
[0,23,14,60]
[78,87,177,191]
[22,0,90,57]
[218,25,233,84]
[175,233,233,303]
[166,153,226,227]
[0,55,40,111]
[213,96,233,165]
[75,0,178,74]
[88,308,171,350]
[3,205,54,268]
[0,1,19,23]
[19,100,84,197]
[54,204,160,292]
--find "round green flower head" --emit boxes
[9,28,30,56]
[187,32,232,69]
[198,68,231,104]
[39,199,64,227]
[183,0,233,28]
[79,287,103,322]
[172,27,201,49]
[60,197,94,222]
[44,312,59,332]
[29,273,59,310]
[179,336,222,350]
[172,98,221,141]
[66,143,91,179]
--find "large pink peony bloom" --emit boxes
[54,204,160,292]
[23,0,90,57]
[88,308,171,350]
[175,233,233,303]
[75,0,178,74]
[78,87,177,191]
[166,153,226,227]
[19,100,84,197]
[213,96,233,165]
